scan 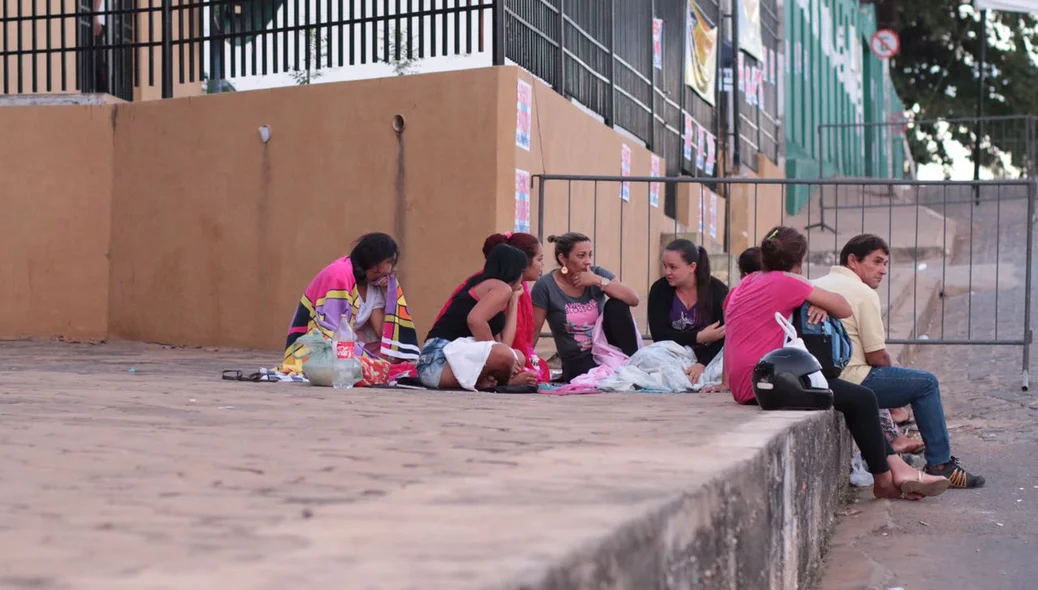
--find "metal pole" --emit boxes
[492,0,505,65]
[537,176,547,243]
[556,0,566,97]
[607,0,615,126]
[648,0,656,149]
[208,8,224,95]
[806,124,835,233]
[973,9,987,206]
[1023,178,1034,391]
[731,4,740,169]
[161,0,173,98]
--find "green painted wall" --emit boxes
[782,0,910,214]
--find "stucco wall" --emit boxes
[506,69,676,329]
[0,65,696,349]
[0,105,113,340]
[107,67,505,350]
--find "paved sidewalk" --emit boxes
[0,340,835,590]
[817,185,1038,590]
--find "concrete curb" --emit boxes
[517,412,852,590]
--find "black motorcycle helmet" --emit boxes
[752,348,834,411]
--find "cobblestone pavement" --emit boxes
[0,340,815,590]
[819,184,1038,590]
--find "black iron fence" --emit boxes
[2,0,784,204]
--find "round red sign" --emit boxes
[871,28,900,59]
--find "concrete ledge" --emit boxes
[527,411,851,590]
[0,341,851,590]
[0,92,126,106]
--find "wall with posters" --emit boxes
[506,69,682,330]
[0,67,517,348]
[783,0,911,213]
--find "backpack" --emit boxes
[790,303,853,379]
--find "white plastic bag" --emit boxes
[598,341,697,392]
[774,312,828,390]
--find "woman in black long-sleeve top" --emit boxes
[648,239,730,385]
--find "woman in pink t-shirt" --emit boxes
[720,227,950,500]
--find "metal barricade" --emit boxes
[532,174,1036,390]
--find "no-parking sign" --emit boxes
[870,28,900,59]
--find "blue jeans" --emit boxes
[862,366,951,466]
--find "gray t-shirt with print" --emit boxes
[531,266,616,365]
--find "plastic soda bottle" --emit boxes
[332,316,363,389]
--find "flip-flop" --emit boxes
[900,471,951,497]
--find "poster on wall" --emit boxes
[650,155,661,208]
[738,53,745,92]
[739,0,763,60]
[516,80,533,151]
[620,144,632,202]
[769,48,776,83]
[684,1,718,106]
[684,114,694,161]
[697,187,706,234]
[708,189,718,239]
[695,123,706,171]
[746,66,757,106]
[653,18,664,70]
[756,67,765,108]
[705,132,717,175]
[514,169,531,233]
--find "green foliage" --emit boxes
[876,0,1038,172]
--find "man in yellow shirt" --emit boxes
[813,234,985,489]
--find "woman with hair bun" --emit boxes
[433,232,549,381]
[531,232,641,382]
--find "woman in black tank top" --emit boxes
[418,244,539,389]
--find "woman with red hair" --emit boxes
[434,232,550,382]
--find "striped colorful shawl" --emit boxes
[281,256,420,372]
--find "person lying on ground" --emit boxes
[648,239,728,385]
[813,234,985,489]
[719,226,950,500]
[531,232,642,382]
[280,233,420,378]
[434,232,550,382]
[418,244,539,389]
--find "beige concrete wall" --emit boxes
[505,69,677,328]
[0,105,113,340]
[0,65,693,349]
[728,154,787,255]
[108,67,504,350]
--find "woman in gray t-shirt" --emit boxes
[531,232,641,382]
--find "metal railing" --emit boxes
[812,115,1038,234]
[1,0,495,101]
[533,173,1036,390]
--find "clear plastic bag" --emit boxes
[295,330,339,387]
